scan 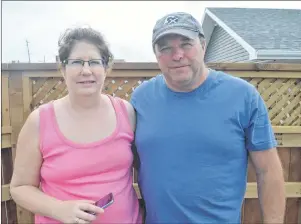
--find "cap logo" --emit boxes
[164,16,179,25]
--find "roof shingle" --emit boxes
[207,8,301,51]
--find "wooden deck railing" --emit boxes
[1,62,301,223]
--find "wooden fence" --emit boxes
[1,62,301,223]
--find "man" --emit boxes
[130,12,286,223]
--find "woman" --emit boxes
[10,27,142,224]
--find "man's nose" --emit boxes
[171,47,184,61]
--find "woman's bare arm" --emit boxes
[122,99,136,132]
[10,109,64,221]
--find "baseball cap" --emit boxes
[152,12,205,47]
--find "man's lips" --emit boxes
[169,65,189,69]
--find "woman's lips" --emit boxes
[77,81,96,84]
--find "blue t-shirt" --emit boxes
[130,70,277,223]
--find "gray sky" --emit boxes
[2,1,300,63]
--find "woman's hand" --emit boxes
[57,200,104,224]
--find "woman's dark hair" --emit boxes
[58,27,114,67]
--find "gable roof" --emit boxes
[202,7,301,60]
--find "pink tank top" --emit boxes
[35,96,142,224]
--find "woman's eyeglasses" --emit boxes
[63,59,105,69]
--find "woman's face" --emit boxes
[62,41,107,97]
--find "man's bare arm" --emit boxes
[249,148,286,224]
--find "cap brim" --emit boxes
[153,28,199,45]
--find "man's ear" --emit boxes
[153,44,159,54]
[201,40,206,51]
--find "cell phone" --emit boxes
[95,193,114,209]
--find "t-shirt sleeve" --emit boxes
[130,89,137,109]
[130,80,147,110]
[245,88,278,151]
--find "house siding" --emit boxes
[204,25,250,63]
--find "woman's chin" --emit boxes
[76,88,100,97]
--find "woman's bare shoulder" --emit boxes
[121,98,136,131]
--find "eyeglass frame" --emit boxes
[62,59,106,69]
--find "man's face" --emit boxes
[154,34,206,91]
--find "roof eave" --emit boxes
[256,50,301,59]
